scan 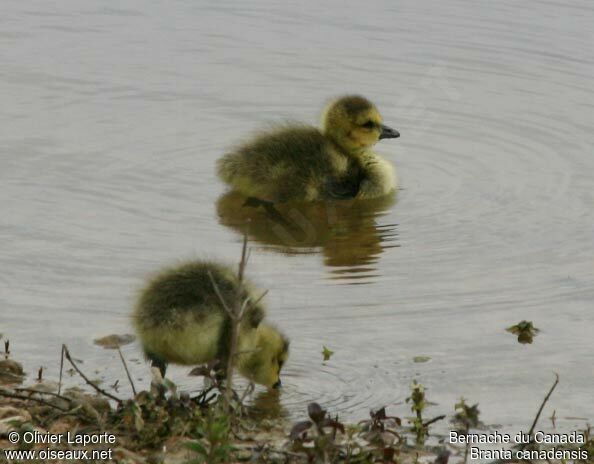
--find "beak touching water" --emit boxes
[379,124,400,140]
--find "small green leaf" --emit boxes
[413,356,431,363]
[322,345,334,362]
[506,320,540,344]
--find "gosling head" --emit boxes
[240,324,289,389]
[321,95,399,156]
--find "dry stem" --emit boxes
[0,388,69,412]
[117,346,137,396]
[62,344,122,404]
[208,231,254,415]
[523,373,560,448]
[58,344,65,395]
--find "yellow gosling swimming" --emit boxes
[133,261,289,389]
[217,95,399,202]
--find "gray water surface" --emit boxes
[2,0,593,435]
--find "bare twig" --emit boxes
[0,388,69,412]
[207,229,261,417]
[193,386,217,406]
[208,270,234,318]
[62,345,122,404]
[208,231,252,415]
[237,232,249,282]
[225,233,250,413]
[238,288,269,320]
[250,289,269,308]
[15,387,75,404]
[58,344,65,395]
[423,415,446,427]
[208,271,239,413]
[524,373,560,447]
[238,297,252,320]
[117,346,137,396]
[239,382,255,404]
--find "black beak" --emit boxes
[379,124,400,140]
[272,380,282,389]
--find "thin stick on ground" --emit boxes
[15,387,75,404]
[0,388,69,412]
[62,345,122,404]
[117,346,137,396]
[523,373,560,448]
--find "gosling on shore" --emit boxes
[217,95,399,203]
[133,261,289,389]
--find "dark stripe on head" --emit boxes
[339,95,374,117]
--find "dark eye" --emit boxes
[278,360,284,369]
[361,120,375,129]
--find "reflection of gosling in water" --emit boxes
[217,95,400,203]
[133,261,289,389]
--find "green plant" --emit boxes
[185,405,235,464]
[290,402,345,462]
[452,398,481,464]
[358,407,403,463]
[406,381,427,445]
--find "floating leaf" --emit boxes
[413,356,431,363]
[506,320,539,344]
[93,334,136,349]
[322,345,334,362]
